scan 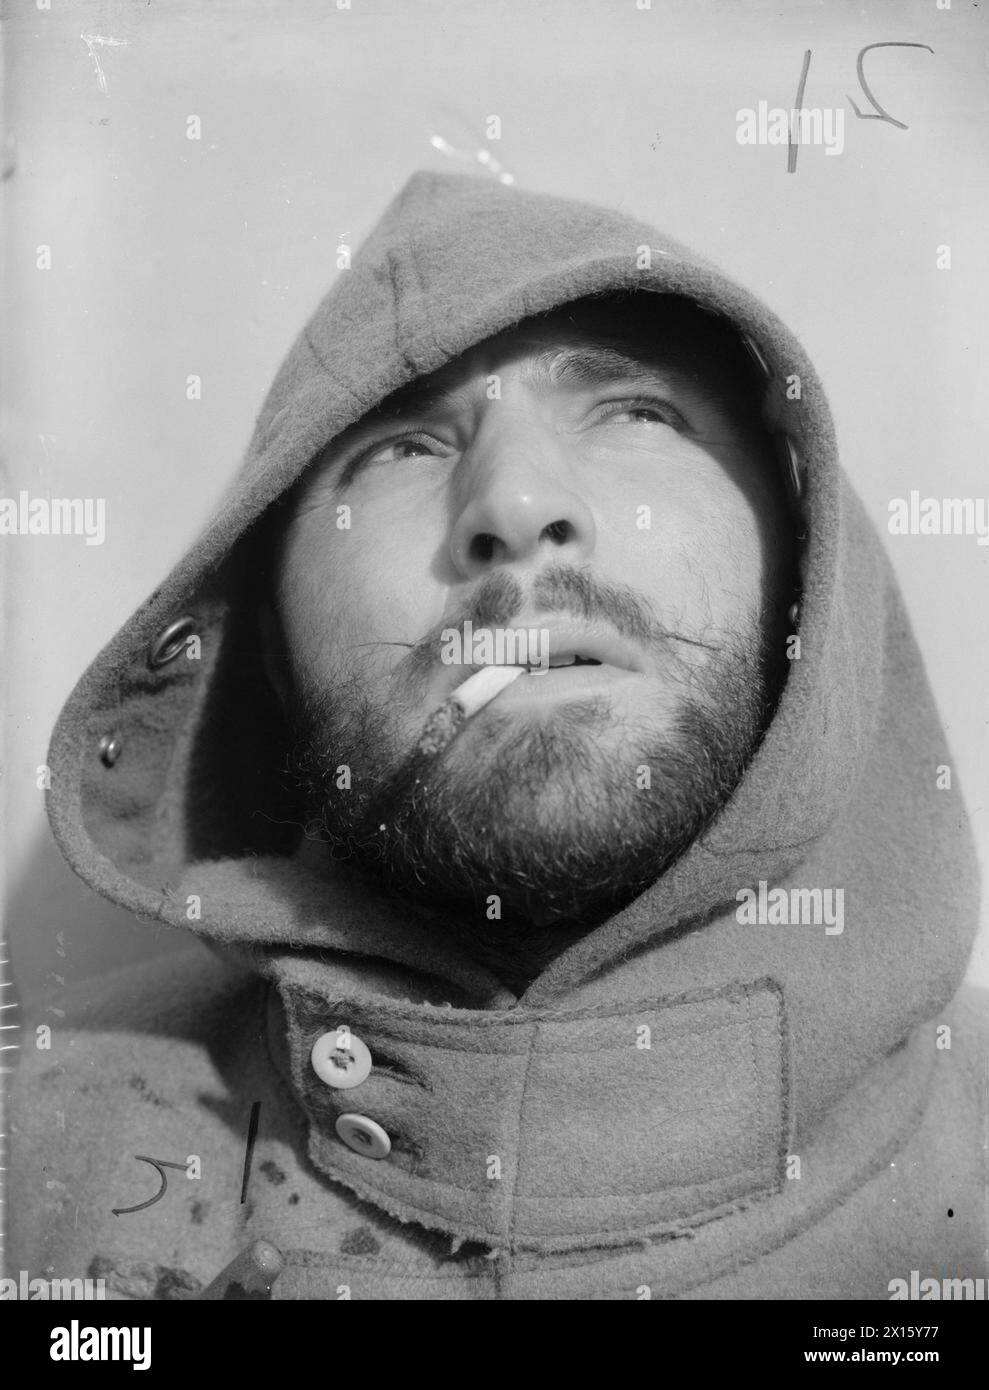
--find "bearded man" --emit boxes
[10,172,985,1301]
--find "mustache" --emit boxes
[350,563,720,695]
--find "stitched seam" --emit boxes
[746,992,777,1170]
[319,1134,773,1203]
[289,978,779,1031]
[774,980,793,1183]
[507,1020,539,1247]
[514,1183,782,1253]
[300,329,365,405]
[324,1154,771,1202]
[291,1013,777,1060]
[507,1168,773,1201]
[282,1250,493,1281]
[753,992,786,1181]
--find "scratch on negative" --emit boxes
[80,35,129,97]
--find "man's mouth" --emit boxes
[522,651,605,678]
[510,659,636,688]
[417,625,646,754]
[463,623,646,676]
[543,652,601,669]
[466,625,646,712]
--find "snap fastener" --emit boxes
[147,615,198,669]
[335,1114,391,1160]
[311,1029,372,1090]
[741,332,773,380]
[98,732,123,767]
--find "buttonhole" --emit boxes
[368,1052,431,1090]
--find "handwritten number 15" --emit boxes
[789,41,935,173]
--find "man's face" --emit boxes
[269,296,795,976]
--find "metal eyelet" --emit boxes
[99,732,123,767]
[148,615,197,669]
[741,332,773,381]
[779,435,803,502]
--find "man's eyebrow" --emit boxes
[524,344,685,392]
[345,342,693,440]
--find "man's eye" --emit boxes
[363,434,446,465]
[593,398,686,431]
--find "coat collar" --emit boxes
[263,952,789,1253]
[179,846,793,1252]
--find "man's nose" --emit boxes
[448,426,597,578]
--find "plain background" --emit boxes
[2,0,988,1008]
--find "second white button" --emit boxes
[335,1113,391,1160]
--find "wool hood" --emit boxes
[41,171,981,1269]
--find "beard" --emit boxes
[281,567,785,989]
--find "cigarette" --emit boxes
[417,664,526,755]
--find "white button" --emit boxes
[335,1114,391,1160]
[311,1029,372,1090]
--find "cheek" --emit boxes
[687,485,767,617]
[700,510,766,625]
[277,505,447,684]
[595,469,767,630]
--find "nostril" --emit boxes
[469,533,499,564]
[541,519,572,545]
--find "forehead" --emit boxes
[374,295,760,419]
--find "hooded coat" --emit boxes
[9,171,986,1301]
